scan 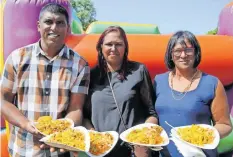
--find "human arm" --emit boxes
[65,93,86,126]
[211,80,232,138]
[134,65,159,157]
[140,65,158,124]
[55,93,87,154]
[82,96,95,130]
[1,91,38,135]
[49,59,90,153]
[82,84,95,130]
[65,61,90,126]
[83,118,95,130]
[0,53,38,135]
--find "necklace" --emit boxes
[170,69,199,100]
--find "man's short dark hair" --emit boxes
[165,30,201,70]
[39,3,69,24]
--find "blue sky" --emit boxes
[91,0,232,34]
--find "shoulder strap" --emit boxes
[107,73,128,131]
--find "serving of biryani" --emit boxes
[89,132,114,156]
[177,124,215,146]
[47,128,86,151]
[126,126,164,145]
[35,116,72,135]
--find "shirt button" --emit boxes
[45,91,49,95]
[47,75,50,79]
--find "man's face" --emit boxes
[37,11,69,48]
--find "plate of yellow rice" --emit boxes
[86,130,119,157]
[40,126,90,152]
[120,123,169,147]
[34,116,74,136]
[171,124,220,149]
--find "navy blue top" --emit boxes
[154,72,218,157]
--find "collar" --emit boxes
[34,40,70,59]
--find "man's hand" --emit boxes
[40,144,67,153]
[40,144,79,157]
[22,121,43,138]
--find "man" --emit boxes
[0,3,90,157]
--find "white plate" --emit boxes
[120,123,169,147]
[86,130,119,157]
[34,118,74,136]
[40,126,90,152]
[171,124,220,149]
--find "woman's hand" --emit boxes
[83,118,95,130]
[134,145,150,157]
[73,151,79,157]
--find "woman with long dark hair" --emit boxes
[83,26,159,157]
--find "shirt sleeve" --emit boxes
[153,75,158,97]
[211,79,232,126]
[83,68,98,120]
[140,65,158,119]
[70,58,90,94]
[83,91,92,119]
[1,53,17,94]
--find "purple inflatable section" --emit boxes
[3,0,71,60]
[217,3,233,36]
[218,2,233,117]
[228,86,233,117]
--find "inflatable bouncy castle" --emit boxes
[0,0,233,157]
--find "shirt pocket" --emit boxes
[58,68,72,90]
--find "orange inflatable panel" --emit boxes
[66,34,233,86]
[65,34,86,49]
[1,131,9,157]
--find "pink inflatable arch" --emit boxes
[217,2,233,35]
[217,1,233,117]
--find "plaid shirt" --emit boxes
[1,41,90,157]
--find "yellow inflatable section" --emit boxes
[0,0,6,75]
[1,0,11,145]
[1,1,11,157]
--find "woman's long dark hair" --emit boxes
[95,26,129,84]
